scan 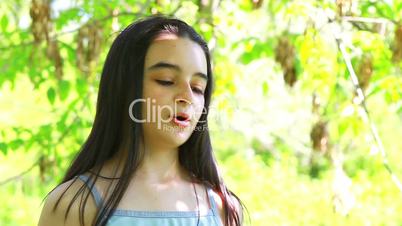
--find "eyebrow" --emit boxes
[146,62,208,81]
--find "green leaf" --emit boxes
[395,1,402,12]
[294,56,303,75]
[24,138,35,151]
[39,124,52,141]
[60,42,76,63]
[262,81,269,95]
[9,139,24,151]
[56,119,66,132]
[55,8,80,30]
[239,0,253,11]
[366,82,383,98]
[1,15,8,32]
[269,0,290,14]
[373,1,394,18]
[338,120,348,136]
[58,80,70,101]
[383,91,391,103]
[239,38,273,64]
[47,87,56,105]
[76,78,88,97]
[0,142,7,155]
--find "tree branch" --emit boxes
[335,31,402,194]
[0,11,142,51]
[0,159,39,186]
[0,92,92,187]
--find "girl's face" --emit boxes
[141,36,208,149]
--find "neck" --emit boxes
[136,146,184,184]
[101,141,188,184]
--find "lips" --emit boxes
[172,112,191,128]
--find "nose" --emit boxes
[175,82,193,106]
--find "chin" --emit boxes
[162,124,193,144]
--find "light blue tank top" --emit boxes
[77,175,223,226]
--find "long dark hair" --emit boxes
[53,15,244,226]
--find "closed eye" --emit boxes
[156,80,204,95]
[155,80,174,86]
[192,87,204,95]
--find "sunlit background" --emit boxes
[1,0,402,225]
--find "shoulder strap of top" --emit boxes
[77,174,103,208]
[206,187,222,220]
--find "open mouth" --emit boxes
[172,112,191,128]
[174,112,190,122]
[175,115,189,121]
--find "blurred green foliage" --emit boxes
[1,0,402,225]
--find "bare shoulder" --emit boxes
[210,189,243,225]
[38,177,98,226]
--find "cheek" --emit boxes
[143,84,168,102]
[142,85,171,116]
[194,99,205,120]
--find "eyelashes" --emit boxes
[155,80,174,86]
[155,80,205,95]
[192,87,204,95]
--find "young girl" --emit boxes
[38,15,244,226]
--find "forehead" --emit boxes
[144,37,207,75]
